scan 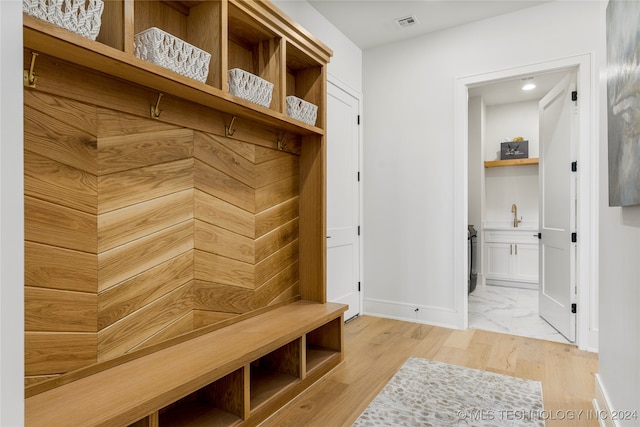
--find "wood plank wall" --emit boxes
[24,58,301,385]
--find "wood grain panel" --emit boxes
[194,132,255,187]
[217,136,256,163]
[255,219,298,263]
[25,196,97,253]
[24,150,97,214]
[255,240,299,287]
[98,220,194,292]
[96,106,181,138]
[194,159,255,213]
[25,287,97,332]
[98,128,194,175]
[98,251,194,329]
[98,189,194,252]
[255,155,298,189]
[187,1,222,88]
[24,104,97,174]
[193,310,238,329]
[255,175,299,213]
[134,0,188,41]
[97,284,192,362]
[25,332,97,376]
[24,89,97,137]
[195,220,255,264]
[255,197,299,238]
[268,283,300,306]
[255,144,294,164]
[25,242,97,293]
[132,310,195,351]
[193,261,298,314]
[98,158,194,214]
[194,250,255,289]
[194,190,255,238]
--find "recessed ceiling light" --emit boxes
[521,77,536,91]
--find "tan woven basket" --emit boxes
[227,69,274,108]
[286,96,318,126]
[134,27,211,83]
[23,0,104,40]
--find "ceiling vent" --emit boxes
[395,15,419,29]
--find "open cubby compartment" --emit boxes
[94,0,127,51]
[305,317,343,375]
[285,41,324,127]
[157,367,248,427]
[249,338,302,413]
[227,1,283,112]
[132,0,223,88]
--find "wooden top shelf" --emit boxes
[25,301,347,427]
[23,15,325,137]
[484,158,539,168]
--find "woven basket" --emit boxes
[286,96,318,126]
[23,0,104,40]
[134,27,211,83]
[227,68,274,108]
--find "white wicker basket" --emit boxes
[227,68,273,108]
[286,96,318,126]
[23,0,104,40]
[134,27,211,83]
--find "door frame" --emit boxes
[327,73,364,320]
[454,54,598,351]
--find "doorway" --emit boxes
[467,70,572,344]
[454,55,598,351]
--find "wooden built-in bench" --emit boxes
[25,301,347,427]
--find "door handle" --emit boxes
[327,236,331,239]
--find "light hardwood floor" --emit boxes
[262,315,599,426]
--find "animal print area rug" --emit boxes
[353,357,544,426]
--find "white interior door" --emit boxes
[538,73,577,342]
[326,81,360,321]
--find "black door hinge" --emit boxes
[357,171,360,182]
[571,303,577,313]
[571,91,577,102]
[358,282,361,292]
[571,232,577,243]
[571,161,577,172]
[357,115,360,125]
[537,233,542,239]
[358,226,360,236]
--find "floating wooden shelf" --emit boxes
[484,158,539,168]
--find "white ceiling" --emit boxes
[303,0,562,105]
[306,0,551,50]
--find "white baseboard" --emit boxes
[594,374,618,427]
[362,298,460,329]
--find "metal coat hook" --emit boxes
[150,93,163,119]
[225,116,237,136]
[277,132,287,151]
[24,52,39,88]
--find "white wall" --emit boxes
[271,0,362,93]
[0,0,24,424]
[484,101,539,227]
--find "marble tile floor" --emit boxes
[468,283,571,344]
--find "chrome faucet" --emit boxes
[511,204,522,227]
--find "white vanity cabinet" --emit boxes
[484,229,539,289]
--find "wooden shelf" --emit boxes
[23,14,324,137]
[484,158,539,168]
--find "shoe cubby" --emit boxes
[305,317,343,375]
[249,338,302,413]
